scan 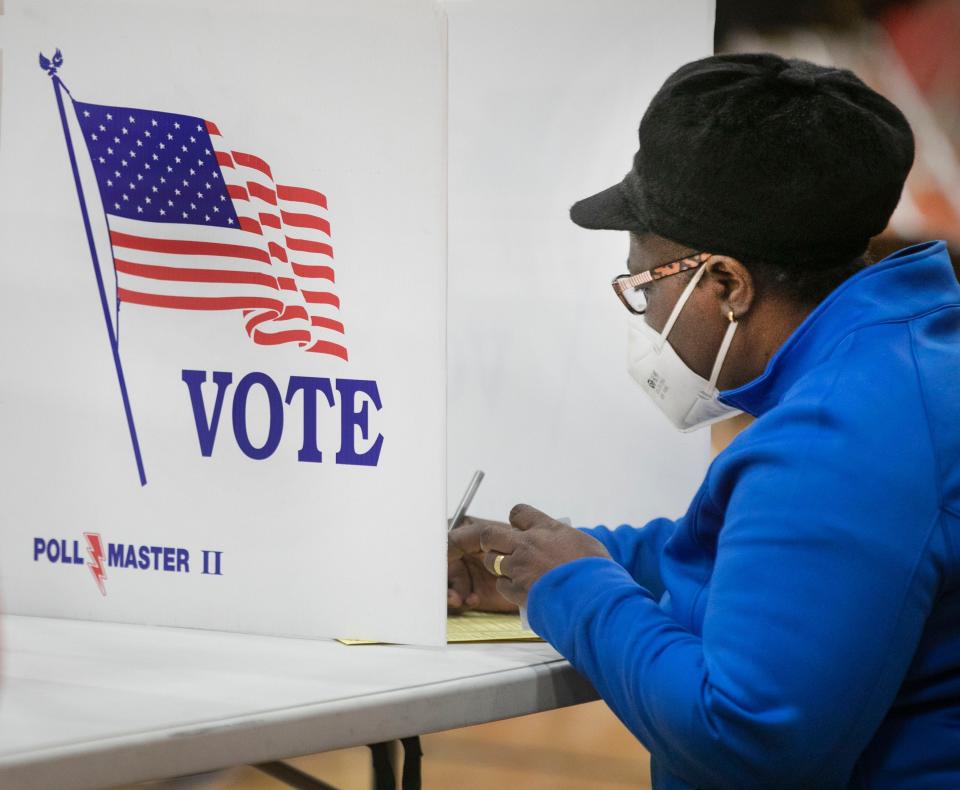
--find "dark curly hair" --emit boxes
[741,253,874,306]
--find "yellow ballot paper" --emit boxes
[338,612,542,645]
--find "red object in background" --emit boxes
[883,0,960,101]
[881,1,960,248]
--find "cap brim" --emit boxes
[569,179,648,232]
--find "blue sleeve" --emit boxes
[580,519,675,600]
[528,395,944,789]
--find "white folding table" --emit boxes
[0,614,598,789]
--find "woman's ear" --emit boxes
[705,256,755,320]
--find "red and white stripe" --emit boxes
[107,119,347,361]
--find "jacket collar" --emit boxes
[720,241,959,417]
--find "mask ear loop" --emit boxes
[707,314,738,389]
[658,263,709,345]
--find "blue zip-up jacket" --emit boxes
[527,241,960,789]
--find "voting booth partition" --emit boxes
[0,0,714,646]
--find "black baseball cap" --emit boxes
[570,53,915,268]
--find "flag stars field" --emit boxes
[77,103,232,226]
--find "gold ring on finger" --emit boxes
[493,553,507,577]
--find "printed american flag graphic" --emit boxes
[74,101,348,360]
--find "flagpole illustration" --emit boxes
[41,50,147,486]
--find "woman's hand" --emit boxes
[449,504,612,609]
[448,516,519,613]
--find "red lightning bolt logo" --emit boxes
[84,532,107,596]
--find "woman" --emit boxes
[448,54,960,789]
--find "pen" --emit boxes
[448,470,485,532]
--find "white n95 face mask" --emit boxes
[626,263,742,432]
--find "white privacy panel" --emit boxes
[0,0,718,647]
[446,0,716,527]
[0,0,448,645]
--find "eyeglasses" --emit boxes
[611,251,711,315]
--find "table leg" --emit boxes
[368,741,397,789]
[253,760,342,790]
[400,736,422,789]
